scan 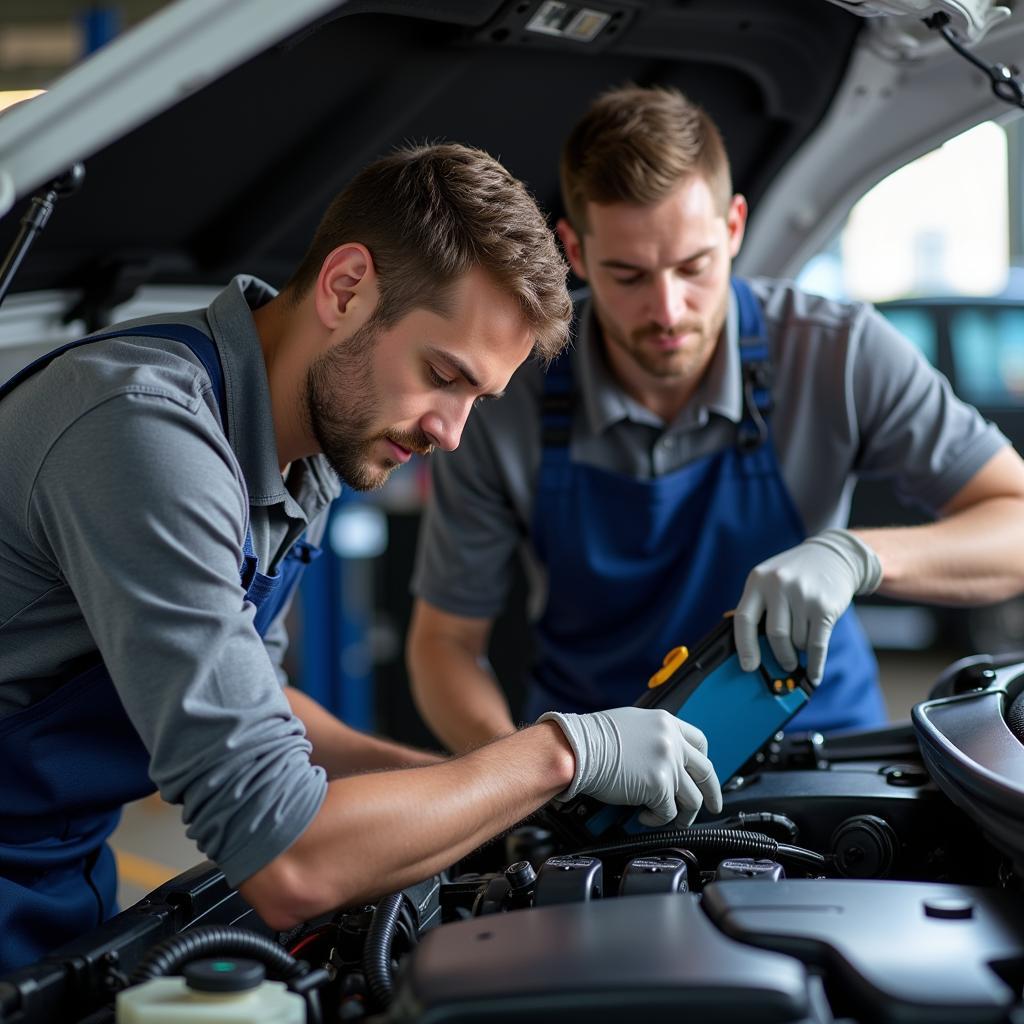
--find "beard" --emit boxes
[303,318,432,491]
[597,288,729,384]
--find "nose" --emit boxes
[649,272,686,329]
[421,396,475,452]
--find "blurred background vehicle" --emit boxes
[800,119,1024,656]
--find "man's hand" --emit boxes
[734,528,883,685]
[538,707,723,827]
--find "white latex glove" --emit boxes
[734,528,883,686]
[538,706,723,827]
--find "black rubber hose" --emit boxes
[576,827,827,871]
[130,924,306,984]
[709,811,801,843]
[362,893,405,1011]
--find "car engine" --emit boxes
[2,654,1023,1024]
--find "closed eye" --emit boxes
[427,365,455,388]
[425,351,506,405]
[679,256,712,276]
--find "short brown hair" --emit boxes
[286,143,571,363]
[561,85,732,232]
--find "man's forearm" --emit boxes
[286,687,443,775]
[856,496,1024,605]
[239,720,575,928]
[412,653,518,754]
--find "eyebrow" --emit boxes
[427,346,506,400]
[599,245,717,272]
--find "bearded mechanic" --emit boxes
[407,86,1024,753]
[0,142,723,974]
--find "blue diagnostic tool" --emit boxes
[555,617,815,842]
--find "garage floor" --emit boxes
[109,648,958,907]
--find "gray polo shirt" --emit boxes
[412,277,1008,621]
[0,276,338,887]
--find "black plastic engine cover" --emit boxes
[702,878,1024,1023]
[719,761,988,880]
[390,893,810,1023]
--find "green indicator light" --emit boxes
[211,962,236,972]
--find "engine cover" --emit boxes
[391,893,811,1023]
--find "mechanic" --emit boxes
[407,86,1024,753]
[0,142,723,974]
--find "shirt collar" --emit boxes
[574,287,744,435]
[205,275,337,512]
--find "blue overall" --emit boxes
[524,278,885,732]
[0,325,319,974]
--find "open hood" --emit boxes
[0,0,861,322]
[0,0,1018,327]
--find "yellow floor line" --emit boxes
[113,849,180,892]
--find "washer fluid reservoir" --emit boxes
[116,957,304,1023]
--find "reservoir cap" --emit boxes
[184,958,266,993]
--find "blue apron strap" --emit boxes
[537,350,574,493]
[537,301,580,491]
[249,538,324,636]
[732,278,774,452]
[0,324,227,428]
[541,296,584,452]
[540,350,574,447]
[290,538,321,564]
[1,323,252,575]
[240,526,260,592]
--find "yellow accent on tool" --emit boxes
[648,645,689,688]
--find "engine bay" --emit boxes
[3,654,1024,1024]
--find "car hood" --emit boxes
[0,0,1019,323]
[0,0,861,314]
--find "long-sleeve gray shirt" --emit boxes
[0,276,338,887]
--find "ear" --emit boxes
[725,194,748,259]
[314,243,379,331]
[556,218,588,281]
